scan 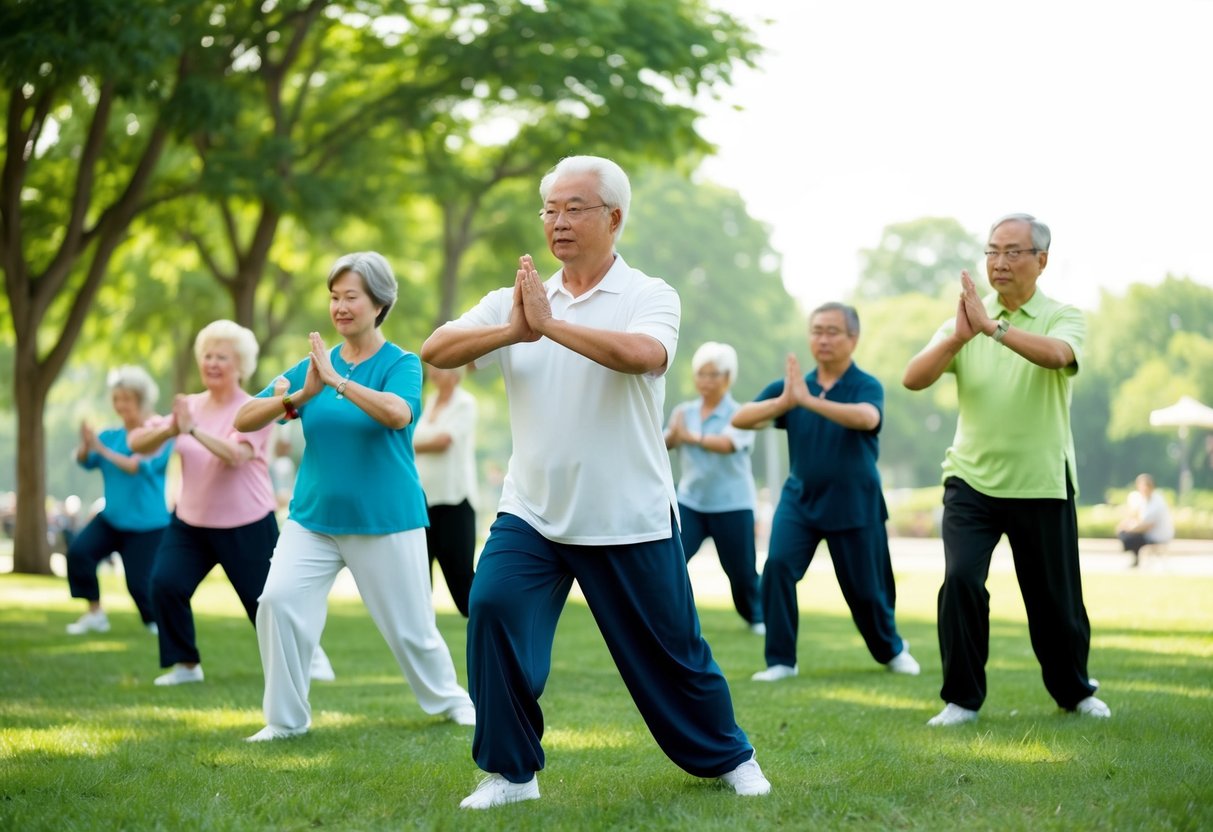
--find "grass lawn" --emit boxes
[1,560,1210,831]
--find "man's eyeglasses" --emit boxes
[984,248,1039,262]
[539,204,608,223]
[810,327,848,339]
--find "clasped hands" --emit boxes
[508,254,551,344]
[954,270,997,342]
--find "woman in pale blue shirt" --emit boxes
[236,251,473,741]
[665,342,763,633]
[65,366,172,636]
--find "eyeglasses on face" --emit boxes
[810,327,848,339]
[538,204,609,223]
[695,370,724,379]
[984,248,1039,262]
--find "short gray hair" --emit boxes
[194,319,260,382]
[811,302,860,336]
[691,341,738,384]
[106,365,159,416]
[989,213,1051,252]
[327,251,398,327]
[539,155,631,243]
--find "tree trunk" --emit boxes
[10,348,52,574]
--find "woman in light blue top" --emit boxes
[665,342,763,633]
[65,366,172,636]
[235,251,473,741]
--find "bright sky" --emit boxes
[696,0,1213,313]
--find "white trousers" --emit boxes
[256,519,472,730]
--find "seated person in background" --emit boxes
[1115,474,1174,567]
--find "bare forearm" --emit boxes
[732,399,790,430]
[235,396,291,433]
[801,398,881,431]
[128,423,176,454]
[540,319,666,374]
[997,327,1075,369]
[96,445,141,474]
[422,324,513,369]
[903,335,965,390]
[340,383,413,430]
[414,433,452,453]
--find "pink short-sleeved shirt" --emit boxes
[146,391,276,528]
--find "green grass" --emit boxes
[2,564,1211,831]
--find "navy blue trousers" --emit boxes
[424,499,476,618]
[467,513,753,783]
[762,499,903,669]
[679,505,762,626]
[939,476,1096,711]
[149,512,277,667]
[66,514,163,624]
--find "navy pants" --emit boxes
[66,514,163,625]
[467,513,753,783]
[939,476,1096,711]
[762,499,903,669]
[149,512,277,667]
[679,505,762,626]
[424,499,476,618]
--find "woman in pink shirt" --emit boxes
[129,320,331,686]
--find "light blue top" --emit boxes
[258,342,428,535]
[667,393,757,513]
[80,428,172,532]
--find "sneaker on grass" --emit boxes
[460,773,540,809]
[927,703,979,727]
[246,724,308,742]
[719,756,771,796]
[751,664,797,682]
[1075,695,1111,718]
[886,641,921,675]
[66,610,110,635]
[154,664,204,686]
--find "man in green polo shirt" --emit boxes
[902,213,1110,727]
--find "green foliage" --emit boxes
[855,217,986,300]
[2,562,1211,830]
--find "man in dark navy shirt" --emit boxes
[733,302,919,681]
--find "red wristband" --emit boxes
[282,393,299,420]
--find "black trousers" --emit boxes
[149,512,277,667]
[424,499,476,618]
[938,476,1097,711]
[679,505,762,626]
[66,514,163,624]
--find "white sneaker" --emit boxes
[887,642,921,675]
[459,773,540,809]
[154,664,204,686]
[719,756,771,796]
[145,621,159,636]
[1075,695,1111,718]
[445,703,476,726]
[927,703,979,727]
[245,724,309,742]
[749,622,767,636]
[751,664,797,682]
[66,610,110,635]
[309,646,335,682]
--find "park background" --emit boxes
[1,3,1211,831]
[2,1,1211,574]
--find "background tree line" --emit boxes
[3,2,1210,574]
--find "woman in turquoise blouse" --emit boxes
[65,366,172,635]
[236,251,474,741]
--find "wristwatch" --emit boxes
[991,318,1010,343]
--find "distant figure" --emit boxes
[665,341,763,635]
[65,366,172,636]
[413,364,479,617]
[1116,474,1174,567]
[902,212,1109,726]
[732,303,919,681]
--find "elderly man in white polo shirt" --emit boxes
[423,155,770,810]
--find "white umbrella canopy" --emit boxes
[1149,395,1213,429]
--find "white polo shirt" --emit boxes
[451,254,680,545]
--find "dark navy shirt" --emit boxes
[756,362,888,531]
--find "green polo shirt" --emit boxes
[930,289,1085,499]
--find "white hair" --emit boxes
[539,155,631,243]
[106,365,159,416]
[989,212,1051,252]
[194,319,259,382]
[691,341,738,384]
